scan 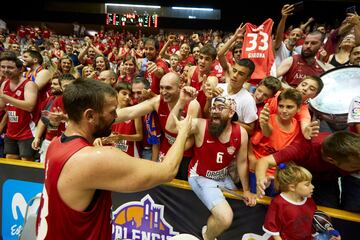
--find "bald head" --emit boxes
[160,72,180,86]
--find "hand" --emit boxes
[179,86,198,104]
[256,176,271,198]
[243,190,257,207]
[93,138,103,146]
[173,114,192,137]
[318,47,327,58]
[281,4,294,17]
[168,34,176,42]
[146,61,157,74]
[347,12,360,25]
[259,103,270,126]
[303,120,320,140]
[31,138,41,150]
[140,89,157,101]
[234,23,246,39]
[308,17,315,22]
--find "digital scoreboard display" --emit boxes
[106,13,158,28]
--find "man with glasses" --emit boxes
[166,91,256,240]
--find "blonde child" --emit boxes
[263,163,341,240]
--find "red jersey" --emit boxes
[36,136,112,240]
[48,96,66,139]
[3,79,35,140]
[189,120,241,180]
[263,194,316,240]
[111,120,140,157]
[211,60,225,82]
[241,18,274,86]
[158,96,192,158]
[283,55,324,87]
[39,96,63,141]
[179,55,196,68]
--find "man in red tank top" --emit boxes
[22,50,52,124]
[166,93,256,240]
[36,79,192,239]
[0,51,38,161]
[277,31,325,88]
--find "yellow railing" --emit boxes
[1,158,360,223]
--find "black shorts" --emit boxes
[4,136,35,158]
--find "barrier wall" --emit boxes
[1,159,359,240]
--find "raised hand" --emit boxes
[259,103,270,126]
[303,120,320,140]
[179,86,198,104]
[281,4,295,17]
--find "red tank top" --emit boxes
[112,120,140,157]
[283,55,324,87]
[158,96,192,157]
[190,66,214,112]
[189,120,241,180]
[3,79,35,139]
[36,136,112,240]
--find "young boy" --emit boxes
[249,88,303,195]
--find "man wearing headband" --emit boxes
[166,88,256,240]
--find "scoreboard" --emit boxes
[106,13,158,28]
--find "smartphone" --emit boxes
[346,5,356,14]
[293,1,304,12]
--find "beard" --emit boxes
[301,50,315,58]
[92,117,114,139]
[208,118,227,138]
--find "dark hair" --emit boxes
[322,131,360,165]
[278,88,302,107]
[58,73,76,87]
[23,50,43,65]
[92,54,110,71]
[258,76,282,95]
[350,44,360,56]
[307,31,325,43]
[132,75,150,89]
[232,43,243,53]
[63,78,117,123]
[144,37,160,51]
[114,82,132,92]
[235,58,255,76]
[0,51,23,68]
[300,76,324,95]
[200,44,217,60]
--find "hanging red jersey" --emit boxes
[241,18,274,85]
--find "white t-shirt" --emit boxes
[218,83,258,124]
[275,41,301,67]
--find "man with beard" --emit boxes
[166,93,256,240]
[0,51,38,161]
[277,31,324,88]
[36,79,192,239]
[31,74,75,163]
[349,44,360,66]
[22,50,52,123]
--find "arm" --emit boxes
[255,154,277,198]
[218,24,246,72]
[259,103,272,137]
[159,35,175,60]
[151,143,160,162]
[116,95,160,123]
[78,43,90,64]
[300,17,314,31]
[274,4,294,50]
[0,81,38,112]
[32,120,46,150]
[0,113,7,133]
[106,117,143,142]
[34,69,52,90]
[240,121,256,136]
[60,115,192,197]
[276,56,294,89]
[237,126,257,206]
